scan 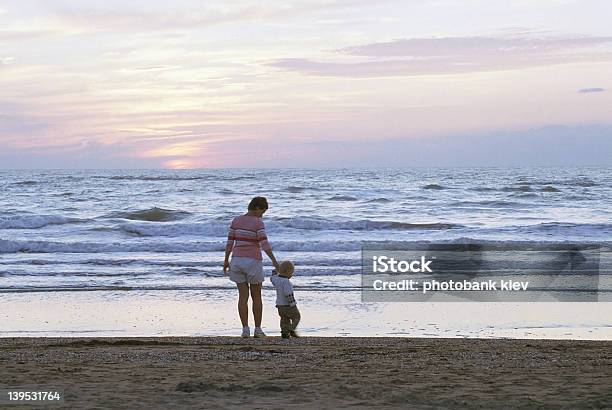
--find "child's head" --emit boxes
[278,260,294,278]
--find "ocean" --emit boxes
[1,168,611,338]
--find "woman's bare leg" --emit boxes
[249,283,263,328]
[237,283,249,327]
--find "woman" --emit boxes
[223,196,279,337]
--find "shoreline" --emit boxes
[1,337,611,408]
[2,289,612,340]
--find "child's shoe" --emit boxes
[241,326,250,338]
[253,327,267,338]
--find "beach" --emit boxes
[1,337,610,409]
[1,168,611,408]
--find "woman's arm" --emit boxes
[264,248,280,270]
[223,221,236,274]
[258,222,279,269]
[223,250,232,274]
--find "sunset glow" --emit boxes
[1,0,611,168]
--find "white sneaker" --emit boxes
[241,327,250,338]
[253,328,266,338]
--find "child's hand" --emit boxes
[223,260,230,275]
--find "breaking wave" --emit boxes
[105,207,192,222]
[0,215,87,229]
[422,184,446,190]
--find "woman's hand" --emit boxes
[265,249,280,271]
[223,259,230,275]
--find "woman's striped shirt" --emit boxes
[225,215,272,260]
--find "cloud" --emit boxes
[43,1,384,34]
[0,29,59,41]
[578,87,605,93]
[56,7,250,32]
[0,2,365,42]
[269,35,612,77]
[0,140,164,169]
[339,35,612,57]
[0,102,52,144]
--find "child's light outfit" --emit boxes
[270,272,301,335]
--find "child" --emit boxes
[270,260,301,338]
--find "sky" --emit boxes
[1,0,611,168]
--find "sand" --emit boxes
[0,337,610,409]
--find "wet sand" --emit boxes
[0,337,611,409]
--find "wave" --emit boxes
[568,179,598,187]
[10,180,38,186]
[2,265,362,278]
[470,187,496,192]
[275,218,460,231]
[475,222,612,239]
[0,258,145,266]
[99,175,210,181]
[526,222,612,233]
[502,185,533,192]
[105,207,191,222]
[472,179,596,193]
[284,185,323,193]
[452,200,521,207]
[511,193,538,198]
[118,222,226,237]
[0,214,86,229]
[540,178,598,187]
[365,198,392,203]
[328,195,358,201]
[422,184,446,190]
[115,217,462,237]
[225,175,256,181]
[0,238,362,253]
[2,237,610,255]
[0,256,361,268]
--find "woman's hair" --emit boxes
[248,196,269,211]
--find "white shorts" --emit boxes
[229,257,264,284]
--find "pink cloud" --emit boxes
[270,35,612,77]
